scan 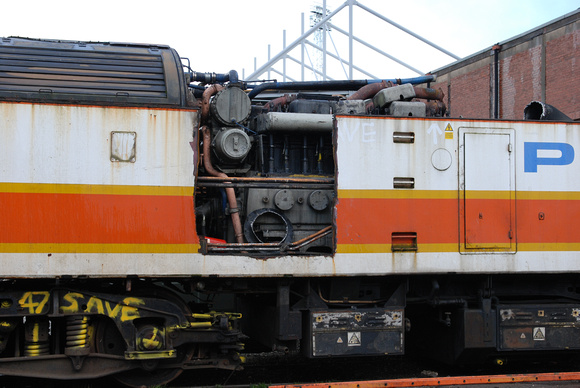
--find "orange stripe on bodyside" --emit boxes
[0,191,197,246]
[337,191,580,248]
[517,199,580,243]
[336,197,458,245]
[0,243,200,254]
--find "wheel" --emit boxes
[93,317,193,388]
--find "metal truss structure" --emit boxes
[244,0,460,82]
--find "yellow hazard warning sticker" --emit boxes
[337,337,343,344]
[347,331,361,346]
[445,123,453,139]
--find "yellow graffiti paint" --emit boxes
[141,327,162,350]
[86,296,106,315]
[120,297,144,322]
[18,292,50,314]
[60,292,143,322]
[32,323,40,342]
[60,293,84,314]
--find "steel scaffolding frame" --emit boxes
[244,0,460,82]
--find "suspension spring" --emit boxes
[24,318,50,356]
[66,316,90,349]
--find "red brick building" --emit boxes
[430,9,579,121]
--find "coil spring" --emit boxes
[24,341,50,356]
[24,320,50,357]
[66,316,90,349]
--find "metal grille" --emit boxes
[0,38,184,106]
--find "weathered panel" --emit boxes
[307,309,404,357]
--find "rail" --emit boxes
[270,371,580,387]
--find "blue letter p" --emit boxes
[524,142,575,173]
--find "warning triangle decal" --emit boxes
[348,332,361,345]
[533,327,546,340]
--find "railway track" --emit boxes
[162,351,580,388]
[2,364,580,387]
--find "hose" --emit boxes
[201,126,244,243]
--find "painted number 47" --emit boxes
[18,291,50,314]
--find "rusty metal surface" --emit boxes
[270,372,580,388]
[305,308,404,357]
[201,125,244,243]
[498,305,580,351]
[413,86,445,101]
[347,80,392,100]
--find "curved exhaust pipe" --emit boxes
[524,101,572,121]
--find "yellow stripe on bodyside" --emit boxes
[0,182,194,196]
[337,243,580,254]
[518,243,580,251]
[461,190,513,200]
[0,243,200,254]
[336,243,457,254]
[517,192,580,200]
[339,189,580,201]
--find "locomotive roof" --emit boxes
[0,37,189,107]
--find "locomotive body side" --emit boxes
[336,116,580,274]
[0,102,200,276]
[3,112,577,278]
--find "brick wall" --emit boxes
[500,44,542,120]
[546,28,580,119]
[431,63,491,119]
[430,12,579,120]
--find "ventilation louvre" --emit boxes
[0,38,186,107]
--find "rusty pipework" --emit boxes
[264,94,298,111]
[413,87,445,101]
[425,100,447,117]
[347,80,393,101]
[201,126,244,243]
[201,84,224,124]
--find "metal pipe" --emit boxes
[347,80,390,100]
[198,182,335,190]
[492,44,501,119]
[257,112,334,132]
[206,226,332,252]
[425,100,447,117]
[413,87,445,101]
[190,70,239,84]
[247,75,436,99]
[264,94,298,111]
[524,101,572,121]
[201,84,224,124]
[201,126,244,243]
[196,176,334,184]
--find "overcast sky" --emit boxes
[2,0,578,81]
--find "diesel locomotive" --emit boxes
[0,37,579,386]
